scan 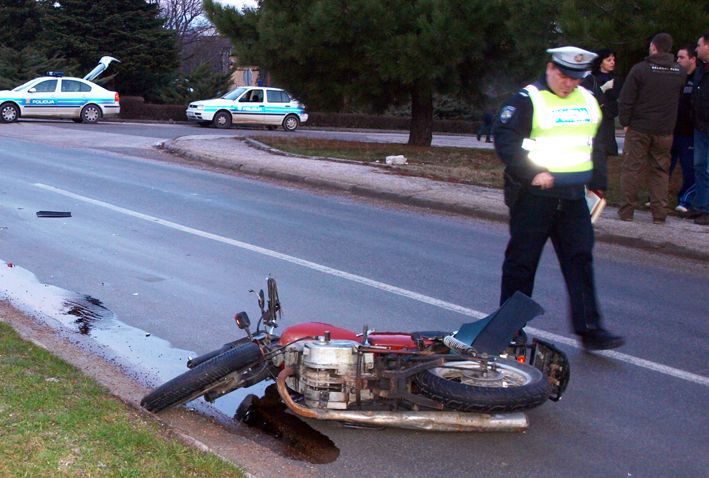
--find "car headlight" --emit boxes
[191,104,204,110]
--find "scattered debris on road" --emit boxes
[36,211,72,218]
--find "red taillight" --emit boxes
[517,355,526,364]
[114,92,120,103]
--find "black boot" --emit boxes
[578,329,625,350]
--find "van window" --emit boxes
[267,90,290,103]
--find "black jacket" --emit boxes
[493,76,590,206]
[674,73,695,136]
[581,70,620,118]
[693,62,709,133]
[581,70,620,156]
[618,53,686,134]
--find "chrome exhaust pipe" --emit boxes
[276,367,528,432]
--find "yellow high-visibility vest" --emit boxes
[522,84,600,183]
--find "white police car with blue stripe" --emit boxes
[186,86,307,131]
[0,56,120,124]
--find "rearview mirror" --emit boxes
[28,87,37,93]
[235,311,251,330]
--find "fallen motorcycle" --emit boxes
[141,277,569,432]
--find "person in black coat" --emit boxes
[581,48,620,192]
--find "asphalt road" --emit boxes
[28,117,484,148]
[0,120,706,477]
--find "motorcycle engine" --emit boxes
[284,338,374,409]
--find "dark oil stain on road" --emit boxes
[23,277,339,464]
[63,294,112,335]
[235,384,340,464]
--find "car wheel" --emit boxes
[1,102,20,123]
[212,111,232,129]
[81,104,102,124]
[282,114,299,132]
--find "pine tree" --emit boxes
[0,0,46,50]
[556,0,709,76]
[204,0,506,146]
[39,0,180,99]
[0,46,69,90]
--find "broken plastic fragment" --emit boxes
[36,211,72,218]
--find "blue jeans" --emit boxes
[694,129,709,213]
[670,135,694,206]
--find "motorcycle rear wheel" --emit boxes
[414,358,549,413]
[140,342,263,413]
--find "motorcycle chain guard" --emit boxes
[453,291,544,355]
[530,338,570,401]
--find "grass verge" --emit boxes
[252,136,685,209]
[0,322,244,478]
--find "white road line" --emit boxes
[34,183,709,388]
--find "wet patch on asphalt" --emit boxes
[0,258,342,464]
[63,295,112,334]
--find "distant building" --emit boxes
[180,34,267,88]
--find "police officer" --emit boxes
[494,46,624,350]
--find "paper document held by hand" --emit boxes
[585,189,606,224]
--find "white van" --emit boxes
[186,86,308,131]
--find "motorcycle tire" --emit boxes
[140,342,263,413]
[414,358,549,413]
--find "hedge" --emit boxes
[118,96,478,133]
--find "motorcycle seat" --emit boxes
[410,331,451,342]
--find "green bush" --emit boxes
[118,100,479,133]
[119,96,186,121]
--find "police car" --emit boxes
[186,86,308,131]
[0,56,120,124]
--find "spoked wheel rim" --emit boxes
[283,115,299,131]
[1,104,18,122]
[429,360,535,388]
[214,112,231,128]
[82,105,101,123]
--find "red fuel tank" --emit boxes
[278,322,418,350]
[278,322,359,345]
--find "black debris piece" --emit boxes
[36,211,72,218]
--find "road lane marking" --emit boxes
[34,183,709,388]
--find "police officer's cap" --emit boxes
[546,46,597,79]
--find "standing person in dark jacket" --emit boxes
[690,33,709,226]
[618,33,686,224]
[581,48,621,191]
[670,45,697,213]
[494,46,624,351]
[477,111,494,143]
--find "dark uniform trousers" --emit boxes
[500,191,601,334]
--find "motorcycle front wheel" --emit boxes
[140,342,263,413]
[414,358,549,413]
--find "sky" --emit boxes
[215,0,258,10]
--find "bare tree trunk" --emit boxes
[407,80,433,146]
